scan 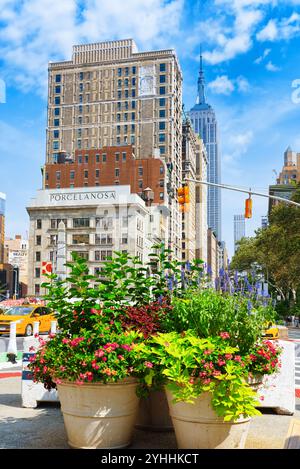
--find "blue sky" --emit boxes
[1,0,300,256]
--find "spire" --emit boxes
[197,45,206,105]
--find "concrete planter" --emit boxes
[248,374,264,390]
[165,388,250,449]
[57,378,139,449]
[136,389,173,432]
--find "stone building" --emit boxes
[26,186,168,296]
[4,235,28,295]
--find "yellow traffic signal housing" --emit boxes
[178,185,190,212]
[245,197,252,219]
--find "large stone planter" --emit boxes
[57,379,139,449]
[165,388,250,449]
[248,373,264,390]
[136,389,173,432]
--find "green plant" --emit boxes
[138,330,261,422]
[246,340,282,376]
[166,289,276,354]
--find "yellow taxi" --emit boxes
[0,305,55,336]
[263,321,279,339]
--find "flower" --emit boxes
[219,332,230,340]
[144,361,153,368]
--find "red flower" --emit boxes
[219,332,230,339]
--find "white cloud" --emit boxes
[236,75,250,92]
[0,0,184,95]
[208,75,235,95]
[254,47,271,63]
[265,60,281,71]
[257,13,300,42]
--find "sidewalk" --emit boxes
[0,373,299,449]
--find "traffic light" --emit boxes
[178,185,190,212]
[245,196,252,219]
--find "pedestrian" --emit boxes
[291,315,295,327]
[295,316,299,328]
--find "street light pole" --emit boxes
[184,178,300,208]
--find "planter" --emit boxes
[165,388,250,449]
[57,378,139,449]
[136,389,173,432]
[248,374,264,390]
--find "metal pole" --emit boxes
[184,178,300,208]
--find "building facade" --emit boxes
[189,53,221,241]
[26,186,168,296]
[4,235,29,294]
[0,192,5,265]
[46,39,183,257]
[207,227,218,281]
[234,214,245,252]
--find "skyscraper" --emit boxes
[234,214,245,252]
[189,52,221,240]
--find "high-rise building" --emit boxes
[46,39,183,257]
[0,192,6,265]
[269,146,300,214]
[189,52,221,240]
[234,215,245,252]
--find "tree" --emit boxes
[231,184,300,309]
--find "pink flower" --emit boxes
[60,366,66,371]
[102,357,107,362]
[203,378,211,385]
[55,379,62,385]
[225,354,232,360]
[121,344,132,352]
[42,366,48,374]
[219,332,230,339]
[199,371,207,378]
[212,370,221,377]
[217,359,225,367]
[145,361,153,368]
[86,372,93,382]
[204,349,213,355]
[62,338,69,344]
[234,355,242,363]
[34,333,39,338]
[260,396,265,401]
[29,346,36,352]
[75,380,84,386]
[189,378,195,384]
[95,349,105,358]
[117,355,124,361]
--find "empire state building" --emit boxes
[189,53,221,241]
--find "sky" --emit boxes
[0,0,300,257]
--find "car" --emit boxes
[263,321,279,339]
[0,305,56,336]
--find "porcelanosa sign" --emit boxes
[49,191,116,204]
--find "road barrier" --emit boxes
[6,321,17,363]
[21,321,59,408]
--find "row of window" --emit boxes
[54,85,168,97]
[36,216,133,231]
[54,64,167,84]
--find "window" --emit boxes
[131,89,136,97]
[118,90,122,99]
[76,252,89,261]
[138,180,143,189]
[95,169,100,178]
[96,153,100,163]
[115,168,120,177]
[132,77,136,86]
[116,125,120,135]
[124,89,129,98]
[72,234,89,245]
[130,135,135,144]
[53,141,59,150]
[131,124,135,132]
[54,119,59,126]
[73,218,90,228]
[78,154,82,164]
[79,94,83,103]
[138,166,143,176]
[159,98,166,106]
[160,192,164,200]
[54,130,59,138]
[115,152,120,162]
[132,66,136,74]
[56,171,61,180]
[79,83,84,92]
[124,79,129,87]
[70,170,75,180]
[55,85,61,94]
[124,125,128,133]
[118,68,122,77]
[121,235,128,244]
[159,75,166,83]
[159,133,166,142]
[125,67,129,76]
[84,170,88,179]
[36,235,41,246]
[159,86,166,95]
[79,72,84,80]
[54,107,60,116]
[160,166,164,174]
[35,284,40,295]
[160,179,164,187]
[125,101,128,110]
[55,96,60,105]
[131,112,135,120]
[117,113,121,122]
[37,219,42,230]
[159,121,166,130]
[84,154,89,163]
[117,137,120,145]
[159,109,166,118]
[45,172,49,181]
[132,101,136,109]
[124,113,128,121]
[36,252,41,262]
[159,146,166,154]
[122,152,126,162]
[102,153,107,162]
[118,79,122,88]
[160,63,166,72]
